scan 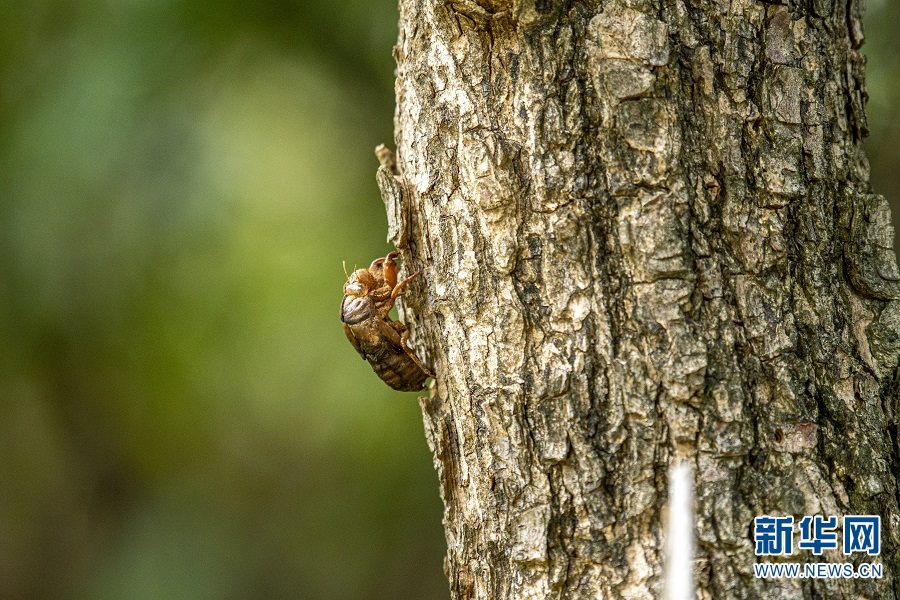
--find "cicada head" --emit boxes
[341,268,378,325]
[343,268,376,298]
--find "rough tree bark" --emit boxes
[379,0,900,598]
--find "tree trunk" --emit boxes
[382,0,900,598]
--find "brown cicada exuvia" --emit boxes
[341,252,433,391]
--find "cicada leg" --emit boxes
[391,269,421,300]
[381,251,400,289]
[396,322,435,379]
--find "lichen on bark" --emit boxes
[385,0,900,597]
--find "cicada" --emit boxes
[341,252,433,391]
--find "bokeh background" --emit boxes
[0,1,898,599]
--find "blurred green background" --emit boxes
[0,1,898,599]
[0,1,446,599]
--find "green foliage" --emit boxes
[0,2,445,599]
[864,0,900,218]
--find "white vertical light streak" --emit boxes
[665,462,695,600]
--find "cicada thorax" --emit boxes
[360,254,400,318]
